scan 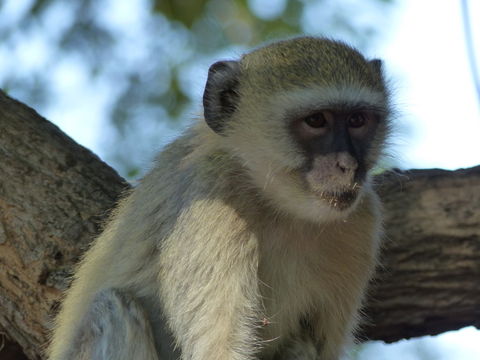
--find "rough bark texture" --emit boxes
[0,90,479,359]
[363,167,480,341]
[0,91,129,359]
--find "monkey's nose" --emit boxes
[335,152,358,174]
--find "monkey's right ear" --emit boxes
[203,60,241,134]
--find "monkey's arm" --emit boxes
[157,197,262,360]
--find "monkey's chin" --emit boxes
[315,189,360,211]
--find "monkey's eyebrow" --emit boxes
[325,101,389,114]
[283,102,388,121]
[270,85,388,117]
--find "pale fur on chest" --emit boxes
[257,194,381,352]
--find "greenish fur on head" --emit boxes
[239,37,386,96]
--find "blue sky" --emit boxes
[377,0,480,171]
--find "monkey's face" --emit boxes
[203,37,391,222]
[223,85,390,222]
[290,106,380,211]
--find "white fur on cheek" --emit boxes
[253,165,366,223]
[224,136,365,223]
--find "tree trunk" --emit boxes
[0,91,129,359]
[0,91,479,359]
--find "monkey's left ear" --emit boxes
[203,60,241,134]
[369,59,383,77]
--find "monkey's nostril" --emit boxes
[337,163,347,173]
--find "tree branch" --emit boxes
[0,91,479,359]
[364,167,480,341]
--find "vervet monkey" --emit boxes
[48,37,392,360]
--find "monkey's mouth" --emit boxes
[315,188,360,210]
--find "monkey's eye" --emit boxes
[304,112,327,129]
[348,112,367,128]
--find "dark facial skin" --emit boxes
[290,106,382,209]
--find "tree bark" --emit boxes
[364,167,480,341]
[0,91,129,359]
[0,90,479,359]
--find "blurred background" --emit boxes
[0,0,479,359]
